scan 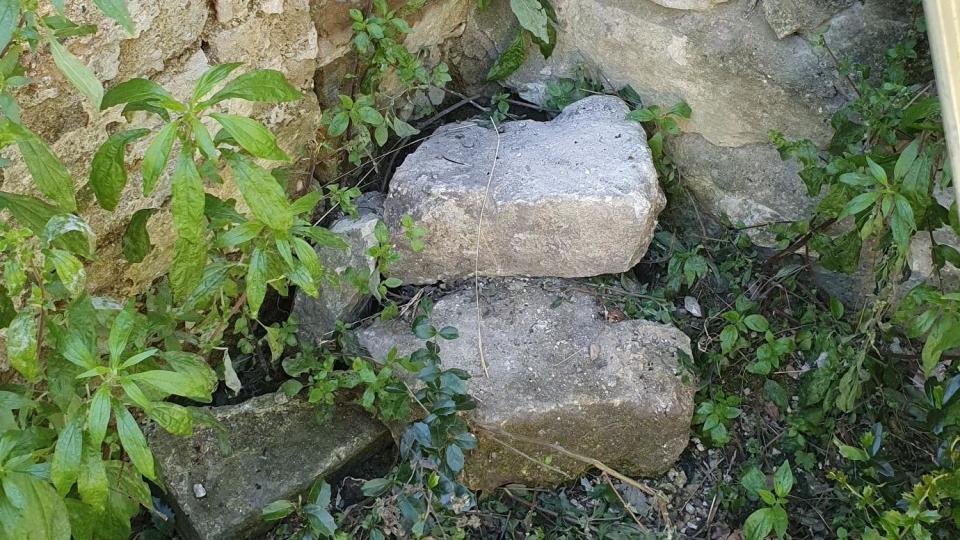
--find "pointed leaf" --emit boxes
[87,386,111,448]
[51,418,83,496]
[223,152,293,231]
[121,208,157,263]
[201,69,302,108]
[89,128,150,210]
[114,404,155,480]
[210,113,288,161]
[141,120,178,195]
[48,37,103,108]
[93,0,134,33]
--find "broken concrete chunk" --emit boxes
[357,279,694,491]
[149,394,390,540]
[292,199,382,345]
[383,96,664,284]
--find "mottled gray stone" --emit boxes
[384,96,664,284]
[650,0,731,9]
[762,0,854,38]
[292,201,382,345]
[149,394,390,540]
[669,133,812,246]
[357,279,694,491]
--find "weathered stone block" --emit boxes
[384,96,664,284]
[149,394,390,540]
[357,279,694,491]
[293,196,383,345]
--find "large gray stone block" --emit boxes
[357,279,694,491]
[149,394,390,540]
[384,96,664,284]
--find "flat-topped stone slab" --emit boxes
[357,279,694,491]
[384,96,664,284]
[149,394,390,540]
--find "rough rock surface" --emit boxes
[357,279,695,491]
[149,393,390,540]
[762,0,855,38]
[451,0,910,247]
[384,96,664,284]
[293,195,383,345]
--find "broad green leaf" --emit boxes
[93,0,134,33]
[87,386,111,448]
[719,324,738,354]
[7,310,39,381]
[743,314,769,333]
[121,208,157,263]
[290,191,323,215]
[189,116,217,159]
[114,404,155,480]
[14,127,76,211]
[118,348,158,370]
[327,111,350,137]
[743,507,774,540]
[292,236,323,282]
[148,402,192,436]
[101,78,182,112]
[89,128,150,210]
[866,157,887,184]
[260,499,295,521]
[108,303,136,366]
[890,194,915,253]
[171,150,206,240]
[773,460,794,497]
[391,117,419,138]
[120,380,153,411]
[894,138,920,181]
[246,246,268,315]
[224,152,293,231]
[170,236,208,302]
[0,191,59,233]
[78,443,107,510]
[6,473,71,540]
[163,351,218,394]
[668,101,693,119]
[51,418,83,495]
[210,113,288,161]
[48,37,103,108]
[0,0,18,53]
[840,191,880,219]
[510,0,550,43]
[48,248,86,297]
[486,32,526,82]
[128,369,212,401]
[141,120,179,195]
[42,214,96,255]
[445,443,464,473]
[200,69,302,108]
[191,62,243,103]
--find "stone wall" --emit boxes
[0,0,471,295]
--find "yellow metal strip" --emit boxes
[923,0,960,221]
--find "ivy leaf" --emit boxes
[0,0,18,52]
[115,404,156,480]
[51,418,83,496]
[101,78,183,112]
[191,62,244,103]
[89,128,150,210]
[93,0,134,33]
[141,120,179,196]
[200,69,302,108]
[224,152,293,232]
[48,37,103,108]
[510,0,550,43]
[122,208,158,263]
[486,32,526,82]
[7,310,39,381]
[210,113,289,161]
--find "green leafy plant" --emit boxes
[693,391,741,445]
[743,460,794,540]
[262,480,345,540]
[484,0,557,81]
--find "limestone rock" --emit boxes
[357,279,695,491]
[384,96,664,284]
[650,0,730,10]
[149,393,390,540]
[762,0,855,38]
[293,196,383,345]
[668,133,812,246]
